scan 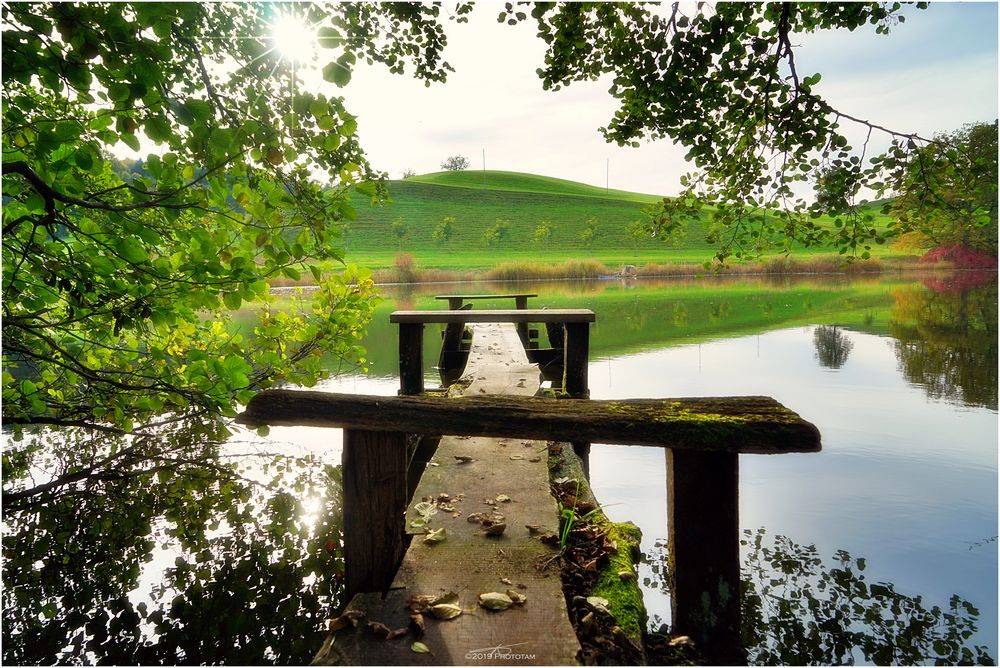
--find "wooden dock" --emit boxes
[317,322,580,665]
[238,299,822,666]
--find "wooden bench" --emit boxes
[238,390,821,662]
[435,293,539,346]
[390,309,595,396]
[434,293,537,310]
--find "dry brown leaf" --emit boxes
[506,589,527,605]
[478,592,513,611]
[327,609,365,632]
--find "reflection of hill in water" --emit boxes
[358,274,907,377]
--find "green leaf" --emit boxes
[223,292,242,310]
[144,116,172,143]
[411,642,431,654]
[317,26,344,48]
[322,61,351,87]
[116,238,148,264]
[120,133,140,152]
[107,82,131,102]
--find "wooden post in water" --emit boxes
[563,321,592,475]
[666,449,744,665]
[398,322,423,396]
[342,428,409,598]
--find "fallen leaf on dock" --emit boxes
[528,457,541,463]
[454,455,474,464]
[423,528,447,545]
[496,494,512,503]
[429,603,463,620]
[327,609,365,631]
[525,524,543,535]
[500,577,512,585]
[506,589,527,605]
[409,612,425,636]
[482,521,507,536]
[478,592,513,611]
[411,641,432,654]
[586,596,611,612]
[509,454,524,460]
[367,620,406,639]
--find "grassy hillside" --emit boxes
[342,170,903,270]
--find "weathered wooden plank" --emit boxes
[342,428,409,598]
[238,392,821,455]
[390,309,595,324]
[667,449,744,665]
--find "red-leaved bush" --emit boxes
[920,245,998,269]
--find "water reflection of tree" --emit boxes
[2,422,344,664]
[889,277,997,410]
[812,325,854,369]
[644,530,994,665]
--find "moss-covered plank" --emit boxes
[238,392,820,455]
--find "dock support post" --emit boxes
[515,295,530,345]
[342,428,409,598]
[563,321,591,475]
[398,322,424,396]
[666,449,744,665]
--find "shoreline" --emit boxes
[269,256,992,290]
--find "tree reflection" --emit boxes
[644,529,994,665]
[890,275,997,409]
[2,419,345,664]
[812,325,854,369]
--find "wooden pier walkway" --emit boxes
[238,299,822,666]
[316,322,580,665]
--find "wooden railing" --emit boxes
[237,390,820,663]
[389,308,595,397]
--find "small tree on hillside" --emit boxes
[401,168,416,178]
[432,216,455,245]
[483,218,511,247]
[390,218,409,248]
[532,221,552,244]
[580,217,599,246]
[441,155,470,171]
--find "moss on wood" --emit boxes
[549,440,649,657]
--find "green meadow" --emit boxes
[342,170,905,271]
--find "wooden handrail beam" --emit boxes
[237,390,820,455]
[390,308,595,324]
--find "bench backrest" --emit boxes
[390,308,595,324]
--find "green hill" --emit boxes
[340,170,902,270]
[344,170,717,268]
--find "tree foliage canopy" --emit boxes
[882,121,998,252]
[1,2,467,437]
[500,1,994,263]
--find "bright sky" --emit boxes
[315,2,997,197]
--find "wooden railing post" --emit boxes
[563,321,591,474]
[666,449,744,665]
[398,322,423,396]
[342,428,409,598]
[514,295,530,344]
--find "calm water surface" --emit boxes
[4,271,996,664]
[304,271,999,657]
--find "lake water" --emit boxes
[4,270,996,664]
